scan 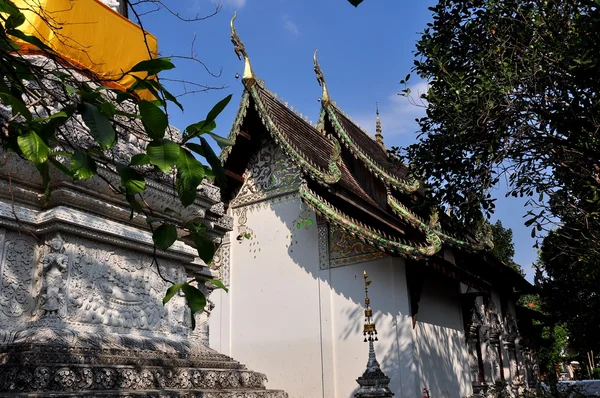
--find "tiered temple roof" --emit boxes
[221,14,532,293]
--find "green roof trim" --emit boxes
[387,192,494,252]
[249,86,342,186]
[325,103,420,194]
[220,90,251,164]
[299,180,441,259]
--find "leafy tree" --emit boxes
[392,0,600,245]
[490,220,514,262]
[537,225,600,357]
[0,0,230,326]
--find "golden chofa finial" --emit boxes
[313,49,330,105]
[230,12,255,89]
[362,271,378,343]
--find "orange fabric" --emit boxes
[8,0,158,98]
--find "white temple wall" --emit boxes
[415,277,473,398]
[322,256,418,398]
[211,196,325,398]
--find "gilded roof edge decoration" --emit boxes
[387,192,494,252]
[299,180,441,260]
[313,49,330,105]
[230,12,256,89]
[325,103,421,194]
[249,86,342,186]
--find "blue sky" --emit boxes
[139,0,539,281]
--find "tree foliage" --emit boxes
[0,0,230,326]
[393,0,600,244]
[489,220,515,265]
[489,220,524,276]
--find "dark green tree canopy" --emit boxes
[394,0,600,242]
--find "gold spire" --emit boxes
[313,49,330,105]
[230,12,256,89]
[362,271,378,342]
[375,103,385,149]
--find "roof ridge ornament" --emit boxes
[231,12,256,89]
[313,49,330,105]
[375,103,385,149]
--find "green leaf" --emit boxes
[131,58,175,75]
[208,132,235,149]
[163,283,184,305]
[49,157,73,177]
[147,139,180,173]
[181,283,207,329]
[199,137,227,189]
[70,150,97,180]
[0,0,21,15]
[6,29,51,51]
[35,161,51,199]
[130,153,150,166]
[125,193,143,217]
[175,149,206,206]
[5,12,25,30]
[79,103,117,150]
[205,94,232,124]
[153,223,178,250]
[117,165,146,194]
[196,277,229,293]
[18,131,50,165]
[183,120,216,141]
[161,87,183,111]
[33,111,68,122]
[0,92,32,121]
[139,100,168,140]
[189,231,215,264]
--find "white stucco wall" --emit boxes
[212,196,325,397]
[210,191,479,398]
[321,256,418,398]
[415,277,473,398]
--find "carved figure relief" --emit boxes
[67,239,187,333]
[0,234,36,319]
[231,140,300,208]
[328,224,386,267]
[39,234,68,317]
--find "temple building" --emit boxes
[209,15,539,398]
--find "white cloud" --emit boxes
[209,0,247,9]
[282,15,300,36]
[352,81,429,147]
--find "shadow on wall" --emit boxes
[238,196,470,398]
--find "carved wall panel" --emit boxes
[324,224,386,268]
[66,236,189,334]
[0,230,37,320]
[230,140,301,208]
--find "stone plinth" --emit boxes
[0,145,285,397]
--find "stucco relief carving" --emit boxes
[67,239,188,333]
[211,242,230,286]
[230,141,300,208]
[328,224,386,267]
[318,222,329,269]
[0,234,36,319]
[39,234,68,318]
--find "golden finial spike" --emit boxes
[230,12,255,88]
[362,271,378,343]
[375,103,385,149]
[313,49,330,105]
